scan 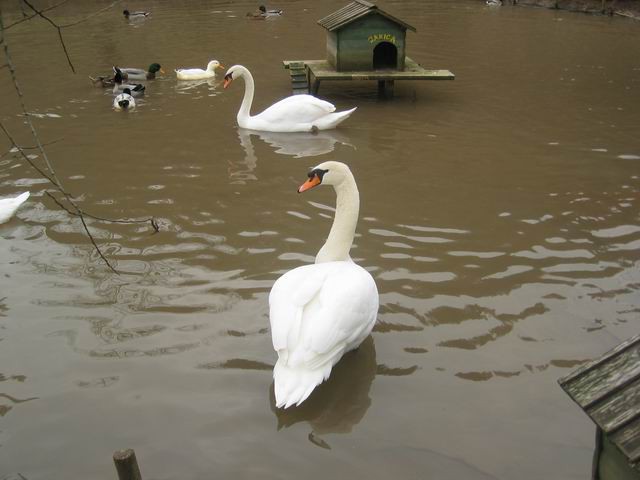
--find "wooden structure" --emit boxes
[558,334,640,480]
[283,0,454,97]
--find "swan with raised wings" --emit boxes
[269,161,378,408]
[0,192,29,224]
[223,65,356,133]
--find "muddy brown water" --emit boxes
[1,1,639,479]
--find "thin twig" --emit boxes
[1,19,67,192]
[0,122,60,188]
[78,211,118,274]
[4,0,71,30]
[18,138,64,149]
[21,0,75,73]
[46,191,159,230]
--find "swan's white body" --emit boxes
[223,65,356,133]
[0,192,29,224]
[269,161,378,408]
[176,60,222,80]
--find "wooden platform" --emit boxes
[283,57,454,97]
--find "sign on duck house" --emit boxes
[367,33,397,44]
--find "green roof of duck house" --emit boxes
[317,1,416,72]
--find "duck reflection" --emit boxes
[175,78,218,92]
[269,336,376,435]
[237,128,354,159]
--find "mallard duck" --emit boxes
[116,63,163,81]
[259,5,283,15]
[223,65,356,132]
[89,75,115,88]
[113,89,136,110]
[0,192,30,224]
[269,162,378,408]
[112,68,145,96]
[123,9,150,19]
[175,60,224,80]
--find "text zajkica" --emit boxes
[367,33,397,44]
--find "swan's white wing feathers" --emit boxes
[269,261,378,369]
[255,95,336,125]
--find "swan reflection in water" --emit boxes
[231,128,355,184]
[269,336,376,438]
[237,128,355,159]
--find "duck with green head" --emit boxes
[116,63,164,81]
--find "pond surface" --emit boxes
[1,1,639,479]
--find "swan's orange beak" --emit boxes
[223,76,232,89]
[217,64,225,70]
[298,175,321,193]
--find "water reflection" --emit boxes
[270,336,376,436]
[237,128,354,159]
[175,78,219,93]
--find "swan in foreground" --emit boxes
[113,89,136,110]
[269,161,379,408]
[0,192,30,224]
[223,65,356,132]
[175,60,224,80]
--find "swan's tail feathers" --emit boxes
[273,361,331,409]
[14,192,30,205]
[313,107,357,131]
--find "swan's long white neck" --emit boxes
[236,67,254,127]
[315,171,360,264]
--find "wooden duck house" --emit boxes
[318,0,415,72]
[558,333,640,479]
[283,1,454,97]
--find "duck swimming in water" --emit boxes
[113,88,136,110]
[123,9,150,19]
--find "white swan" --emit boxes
[0,192,30,224]
[175,60,223,80]
[223,65,357,133]
[269,161,379,408]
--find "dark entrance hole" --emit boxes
[373,42,398,70]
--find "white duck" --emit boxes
[0,192,30,224]
[223,65,357,133]
[269,161,379,408]
[175,60,224,80]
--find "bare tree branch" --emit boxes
[4,0,71,30]
[21,0,75,73]
[0,2,158,274]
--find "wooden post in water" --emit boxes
[113,448,142,480]
[378,80,395,99]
